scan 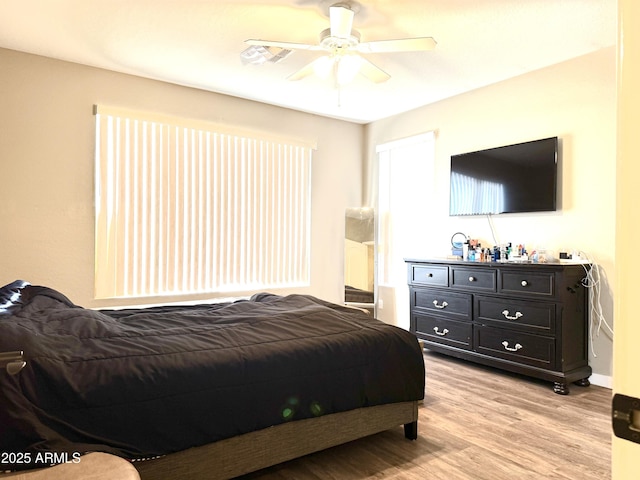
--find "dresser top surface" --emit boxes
[404,258,591,271]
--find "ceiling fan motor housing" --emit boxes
[319,28,361,52]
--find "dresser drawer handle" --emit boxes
[468,276,476,282]
[432,300,448,309]
[433,327,449,336]
[502,341,523,352]
[426,273,433,278]
[521,280,528,287]
[502,310,523,320]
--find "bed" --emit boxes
[0,280,425,479]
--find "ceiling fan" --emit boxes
[244,1,436,85]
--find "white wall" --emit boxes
[365,47,616,383]
[0,47,363,309]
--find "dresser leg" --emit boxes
[574,377,591,387]
[553,382,570,395]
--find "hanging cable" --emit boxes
[573,251,613,358]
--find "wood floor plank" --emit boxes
[240,351,611,480]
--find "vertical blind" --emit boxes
[94,106,313,299]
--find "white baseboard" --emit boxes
[589,373,612,389]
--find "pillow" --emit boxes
[0,280,30,315]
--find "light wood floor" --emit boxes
[241,351,611,480]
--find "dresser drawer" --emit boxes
[499,270,555,297]
[475,296,556,333]
[409,264,448,287]
[450,267,496,292]
[413,314,472,350]
[474,325,555,369]
[411,288,472,321]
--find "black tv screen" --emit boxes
[449,136,558,216]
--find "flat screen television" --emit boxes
[449,136,558,216]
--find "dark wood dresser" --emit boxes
[406,258,592,394]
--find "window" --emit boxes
[94,106,314,299]
[376,132,435,328]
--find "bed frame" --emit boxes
[134,401,419,480]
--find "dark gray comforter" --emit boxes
[0,282,424,470]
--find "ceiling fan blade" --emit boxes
[329,5,354,38]
[245,39,322,51]
[287,57,331,81]
[358,58,390,83]
[357,37,437,54]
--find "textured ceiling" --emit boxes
[0,0,617,123]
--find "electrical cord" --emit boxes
[486,214,499,246]
[477,218,609,359]
[574,250,613,358]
